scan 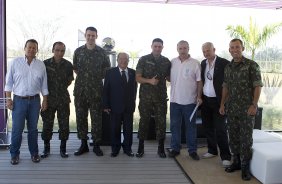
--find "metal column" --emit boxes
[0,0,10,148]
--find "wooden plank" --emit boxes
[0,133,190,184]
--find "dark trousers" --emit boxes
[227,113,254,161]
[201,96,231,160]
[41,102,70,141]
[110,112,133,153]
[138,99,167,140]
[74,94,102,144]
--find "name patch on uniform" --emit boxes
[146,61,155,65]
[46,66,56,72]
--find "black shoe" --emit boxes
[157,140,166,158]
[124,150,134,157]
[189,152,200,161]
[60,150,69,158]
[168,150,180,158]
[31,154,41,163]
[41,141,50,158]
[136,140,144,158]
[158,148,166,158]
[225,155,241,173]
[74,140,89,156]
[136,151,144,158]
[93,145,103,156]
[242,170,252,181]
[10,155,19,165]
[111,152,119,157]
[225,163,241,172]
[60,140,68,158]
[241,160,251,181]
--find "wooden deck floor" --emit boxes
[0,133,191,184]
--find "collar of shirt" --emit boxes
[25,56,36,65]
[177,54,191,63]
[51,57,64,63]
[231,56,247,65]
[119,67,128,73]
[205,55,217,68]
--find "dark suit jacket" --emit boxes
[201,56,230,104]
[103,67,137,114]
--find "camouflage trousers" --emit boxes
[41,102,70,141]
[74,95,102,144]
[227,113,254,161]
[138,99,167,141]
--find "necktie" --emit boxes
[121,70,127,84]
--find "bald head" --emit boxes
[202,42,216,61]
[117,52,129,70]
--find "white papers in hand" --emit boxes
[189,102,200,122]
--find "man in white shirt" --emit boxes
[168,40,202,160]
[200,42,231,167]
[5,39,48,165]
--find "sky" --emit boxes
[6,0,282,61]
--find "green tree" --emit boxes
[226,17,282,60]
[227,17,282,108]
[128,50,140,67]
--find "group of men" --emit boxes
[5,26,262,181]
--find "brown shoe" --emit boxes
[31,154,40,163]
[10,155,19,165]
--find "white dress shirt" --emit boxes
[203,56,216,97]
[5,57,49,96]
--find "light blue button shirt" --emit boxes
[5,57,49,96]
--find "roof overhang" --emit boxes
[84,0,282,10]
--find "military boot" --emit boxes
[157,139,166,158]
[136,139,144,158]
[225,154,241,172]
[93,144,103,156]
[60,140,68,158]
[241,160,251,181]
[74,139,89,156]
[41,140,50,158]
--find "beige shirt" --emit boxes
[170,56,201,105]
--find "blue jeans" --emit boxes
[170,102,197,153]
[10,96,40,157]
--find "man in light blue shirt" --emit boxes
[5,39,48,165]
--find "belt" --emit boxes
[14,94,39,99]
[203,95,217,100]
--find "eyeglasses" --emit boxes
[207,71,213,80]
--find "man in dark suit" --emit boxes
[200,42,231,167]
[103,52,137,157]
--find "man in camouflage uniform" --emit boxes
[135,38,171,158]
[219,38,263,181]
[41,41,73,158]
[73,26,110,156]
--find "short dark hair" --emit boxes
[230,38,244,47]
[24,39,38,49]
[85,26,97,33]
[52,41,66,51]
[152,38,163,45]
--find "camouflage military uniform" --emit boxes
[41,57,74,141]
[223,56,263,161]
[136,54,171,140]
[73,45,110,144]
